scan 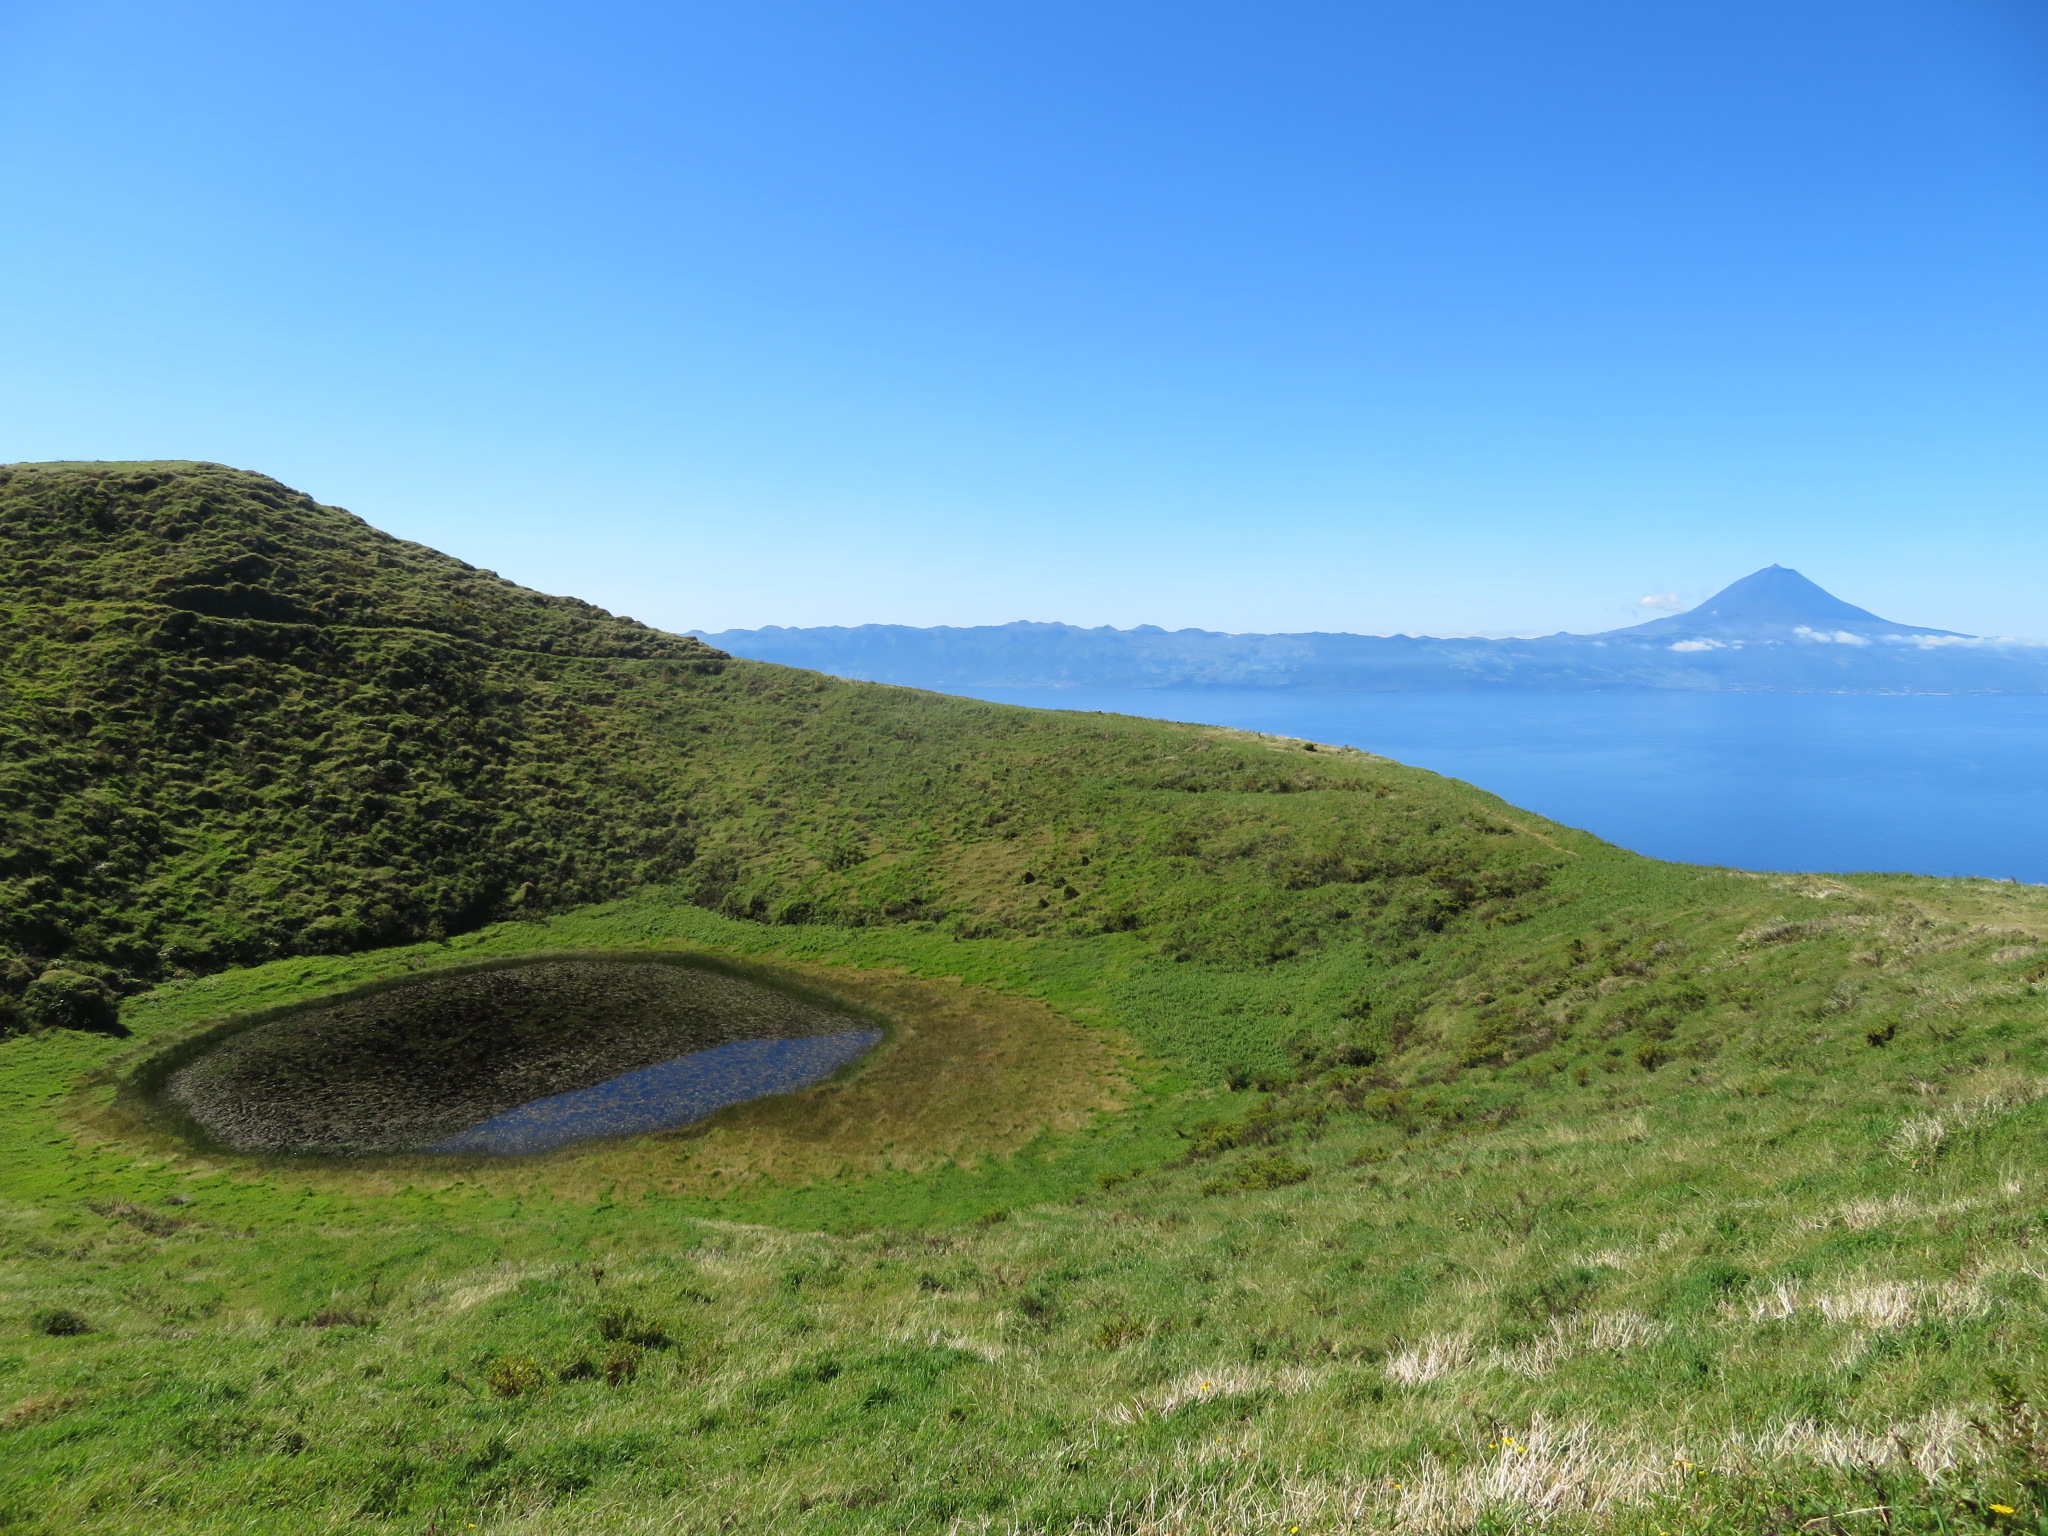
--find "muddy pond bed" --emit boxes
[149,957,881,1157]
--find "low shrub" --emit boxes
[1203,1155,1312,1195]
[487,1357,547,1398]
[21,970,118,1033]
[604,1345,643,1386]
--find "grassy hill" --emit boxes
[0,460,1552,1015]
[4,463,2048,1534]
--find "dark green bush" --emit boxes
[20,970,118,1032]
[1203,1155,1312,1195]
[487,1357,546,1397]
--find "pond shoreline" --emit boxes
[146,955,880,1157]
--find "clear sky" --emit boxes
[2,0,2045,637]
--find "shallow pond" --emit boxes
[154,958,880,1157]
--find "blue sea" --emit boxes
[955,688,2048,885]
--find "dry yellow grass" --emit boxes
[532,960,1132,1198]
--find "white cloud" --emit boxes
[1793,627,1871,646]
[1880,633,2048,649]
[1637,593,1683,612]
[1670,639,1723,652]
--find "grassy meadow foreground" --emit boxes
[5,464,2048,1534]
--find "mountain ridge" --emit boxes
[699,565,2042,692]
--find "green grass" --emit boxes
[7,862,2048,1534]
[0,462,1563,1011]
[7,463,2048,1533]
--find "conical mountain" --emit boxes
[1608,565,1968,641]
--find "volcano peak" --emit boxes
[1610,566,1968,641]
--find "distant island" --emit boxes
[698,565,2048,693]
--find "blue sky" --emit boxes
[2,0,2044,637]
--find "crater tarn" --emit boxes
[153,958,874,1157]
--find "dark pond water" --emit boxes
[427,1030,882,1154]
[156,958,879,1157]
[955,687,2048,884]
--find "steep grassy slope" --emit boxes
[0,460,1555,1021]
[5,464,2048,1535]
[0,461,724,1004]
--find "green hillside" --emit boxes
[0,460,1551,1017]
[4,463,2048,1535]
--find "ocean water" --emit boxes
[955,688,2048,884]
[428,1030,882,1155]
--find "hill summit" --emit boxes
[0,459,738,1000]
[0,459,1557,1010]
